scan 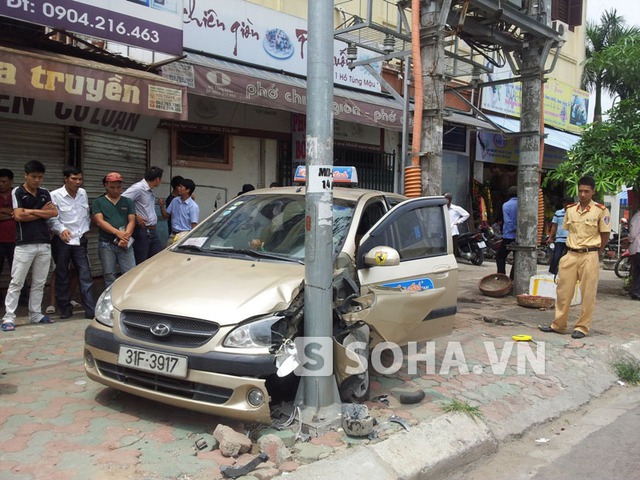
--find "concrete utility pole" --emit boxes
[296,0,341,433]
[514,45,544,295]
[419,0,448,196]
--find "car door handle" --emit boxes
[434,265,452,274]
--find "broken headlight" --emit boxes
[223,314,285,348]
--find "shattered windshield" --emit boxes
[174,194,355,262]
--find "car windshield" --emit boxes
[173,194,355,262]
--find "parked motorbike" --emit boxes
[536,235,552,265]
[456,231,485,265]
[480,226,501,261]
[604,233,629,261]
[614,249,631,278]
[479,226,550,265]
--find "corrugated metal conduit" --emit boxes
[405,0,423,198]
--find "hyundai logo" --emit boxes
[150,323,171,337]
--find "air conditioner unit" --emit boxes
[552,20,569,42]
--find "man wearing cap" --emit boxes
[444,193,469,257]
[48,165,95,319]
[540,176,611,339]
[122,166,164,264]
[496,185,518,280]
[92,172,136,289]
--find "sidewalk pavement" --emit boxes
[283,263,640,479]
[1,262,639,479]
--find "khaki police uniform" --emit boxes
[551,200,611,335]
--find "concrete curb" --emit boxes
[620,340,640,362]
[487,371,617,441]
[281,413,497,480]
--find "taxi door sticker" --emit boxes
[381,278,435,291]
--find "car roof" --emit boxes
[248,186,406,202]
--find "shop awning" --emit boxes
[0,45,187,121]
[484,114,582,151]
[162,52,402,130]
[162,53,495,132]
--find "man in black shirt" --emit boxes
[2,161,58,331]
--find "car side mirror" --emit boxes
[363,246,400,267]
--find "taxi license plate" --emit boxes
[117,346,188,378]
[477,241,487,248]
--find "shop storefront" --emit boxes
[0,45,187,275]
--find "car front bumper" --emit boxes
[84,322,274,423]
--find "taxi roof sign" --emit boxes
[293,166,358,185]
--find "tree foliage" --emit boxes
[544,97,640,197]
[591,34,640,102]
[581,9,639,122]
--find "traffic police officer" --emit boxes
[539,176,611,339]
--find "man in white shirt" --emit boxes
[122,166,164,264]
[48,166,95,319]
[444,192,470,257]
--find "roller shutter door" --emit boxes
[0,118,65,189]
[0,118,65,289]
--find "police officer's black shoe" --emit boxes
[538,325,560,334]
[571,330,586,339]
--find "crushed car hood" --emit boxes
[110,250,304,326]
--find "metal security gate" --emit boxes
[0,118,66,289]
[0,118,66,189]
[277,143,396,191]
[334,147,396,192]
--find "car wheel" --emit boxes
[338,326,371,403]
[339,369,370,403]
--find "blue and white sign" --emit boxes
[182,0,382,93]
[294,165,358,186]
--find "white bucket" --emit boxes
[529,273,582,306]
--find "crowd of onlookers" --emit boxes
[0,162,199,332]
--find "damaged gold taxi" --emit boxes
[83,168,458,423]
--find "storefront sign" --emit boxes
[481,72,589,134]
[182,0,382,93]
[0,46,187,120]
[0,0,183,55]
[0,94,160,138]
[292,113,306,163]
[165,60,401,130]
[475,131,566,169]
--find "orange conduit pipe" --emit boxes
[538,79,545,243]
[405,0,423,198]
[538,189,545,245]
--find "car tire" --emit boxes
[338,369,370,403]
[338,328,371,403]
